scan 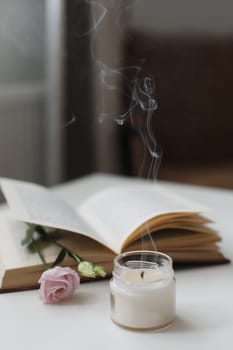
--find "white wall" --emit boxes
[129,0,233,35]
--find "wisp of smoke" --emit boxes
[64,114,77,128]
[75,0,107,38]
[76,0,160,252]
[98,61,161,179]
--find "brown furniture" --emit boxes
[121,32,233,189]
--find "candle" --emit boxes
[110,251,176,330]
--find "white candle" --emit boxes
[110,251,176,330]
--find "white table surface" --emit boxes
[0,174,233,350]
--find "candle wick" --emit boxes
[140,271,144,279]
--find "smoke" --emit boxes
[74,0,107,38]
[64,114,77,128]
[70,0,162,178]
[97,61,161,179]
[75,0,161,252]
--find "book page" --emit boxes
[78,181,208,253]
[0,178,100,243]
[0,206,59,270]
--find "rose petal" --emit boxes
[38,266,80,304]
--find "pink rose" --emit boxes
[38,266,80,304]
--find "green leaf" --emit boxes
[35,225,48,238]
[21,224,36,246]
[51,248,66,267]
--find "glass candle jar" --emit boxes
[110,250,176,330]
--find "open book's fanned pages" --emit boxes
[0,174,229,292]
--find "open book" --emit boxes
[0,173,228,292]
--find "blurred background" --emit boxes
[0,0,233,191]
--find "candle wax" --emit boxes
[122,268,163,283]
[110,267,175,330]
